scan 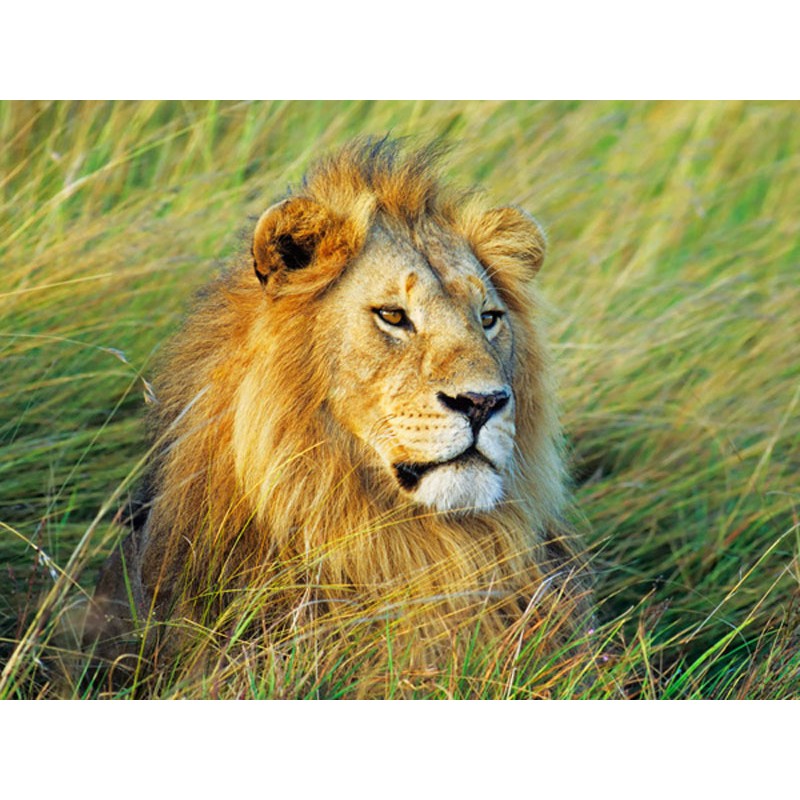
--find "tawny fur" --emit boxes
[88,139,589,668]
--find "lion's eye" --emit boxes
[375,308,408,327]
[481,311,503,330]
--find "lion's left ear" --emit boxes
[466,206,547,285]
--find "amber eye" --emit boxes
[375,308,408,327]
[481,310,503,330]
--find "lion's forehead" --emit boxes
[342,222,499,316]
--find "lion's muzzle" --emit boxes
[389,385,514,512]
[436,388,510,436]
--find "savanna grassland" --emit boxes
[1,100,798,699]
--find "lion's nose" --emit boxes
[437,389,510,434]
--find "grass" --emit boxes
[1,100,798,699]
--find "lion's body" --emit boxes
[89,140,589,671]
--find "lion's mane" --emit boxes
[91,139,589,664]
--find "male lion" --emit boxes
[87,139,590,679]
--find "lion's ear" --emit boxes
[252,198,330,283]
[467,206,547,285]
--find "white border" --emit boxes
[2,701,797,794]
[3,2,797,99]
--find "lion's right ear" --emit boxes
[252,196,369,293]
[252,197,330,284]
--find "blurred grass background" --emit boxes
[1,100,798,698]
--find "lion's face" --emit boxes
[317,220,516,513]
[252,174,547,517]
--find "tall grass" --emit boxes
[1,100,798,698]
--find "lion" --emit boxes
[86,138,590,683]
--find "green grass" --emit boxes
[1,100,798,699]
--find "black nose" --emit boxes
[437,389,510,433]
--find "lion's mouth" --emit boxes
[394,445,496,491]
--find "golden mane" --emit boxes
[90,138,589,667]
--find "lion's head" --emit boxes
[90,139,584,669]
[248,202,539,514]
[230,141,563,524]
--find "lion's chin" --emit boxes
[411,462,504,513]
